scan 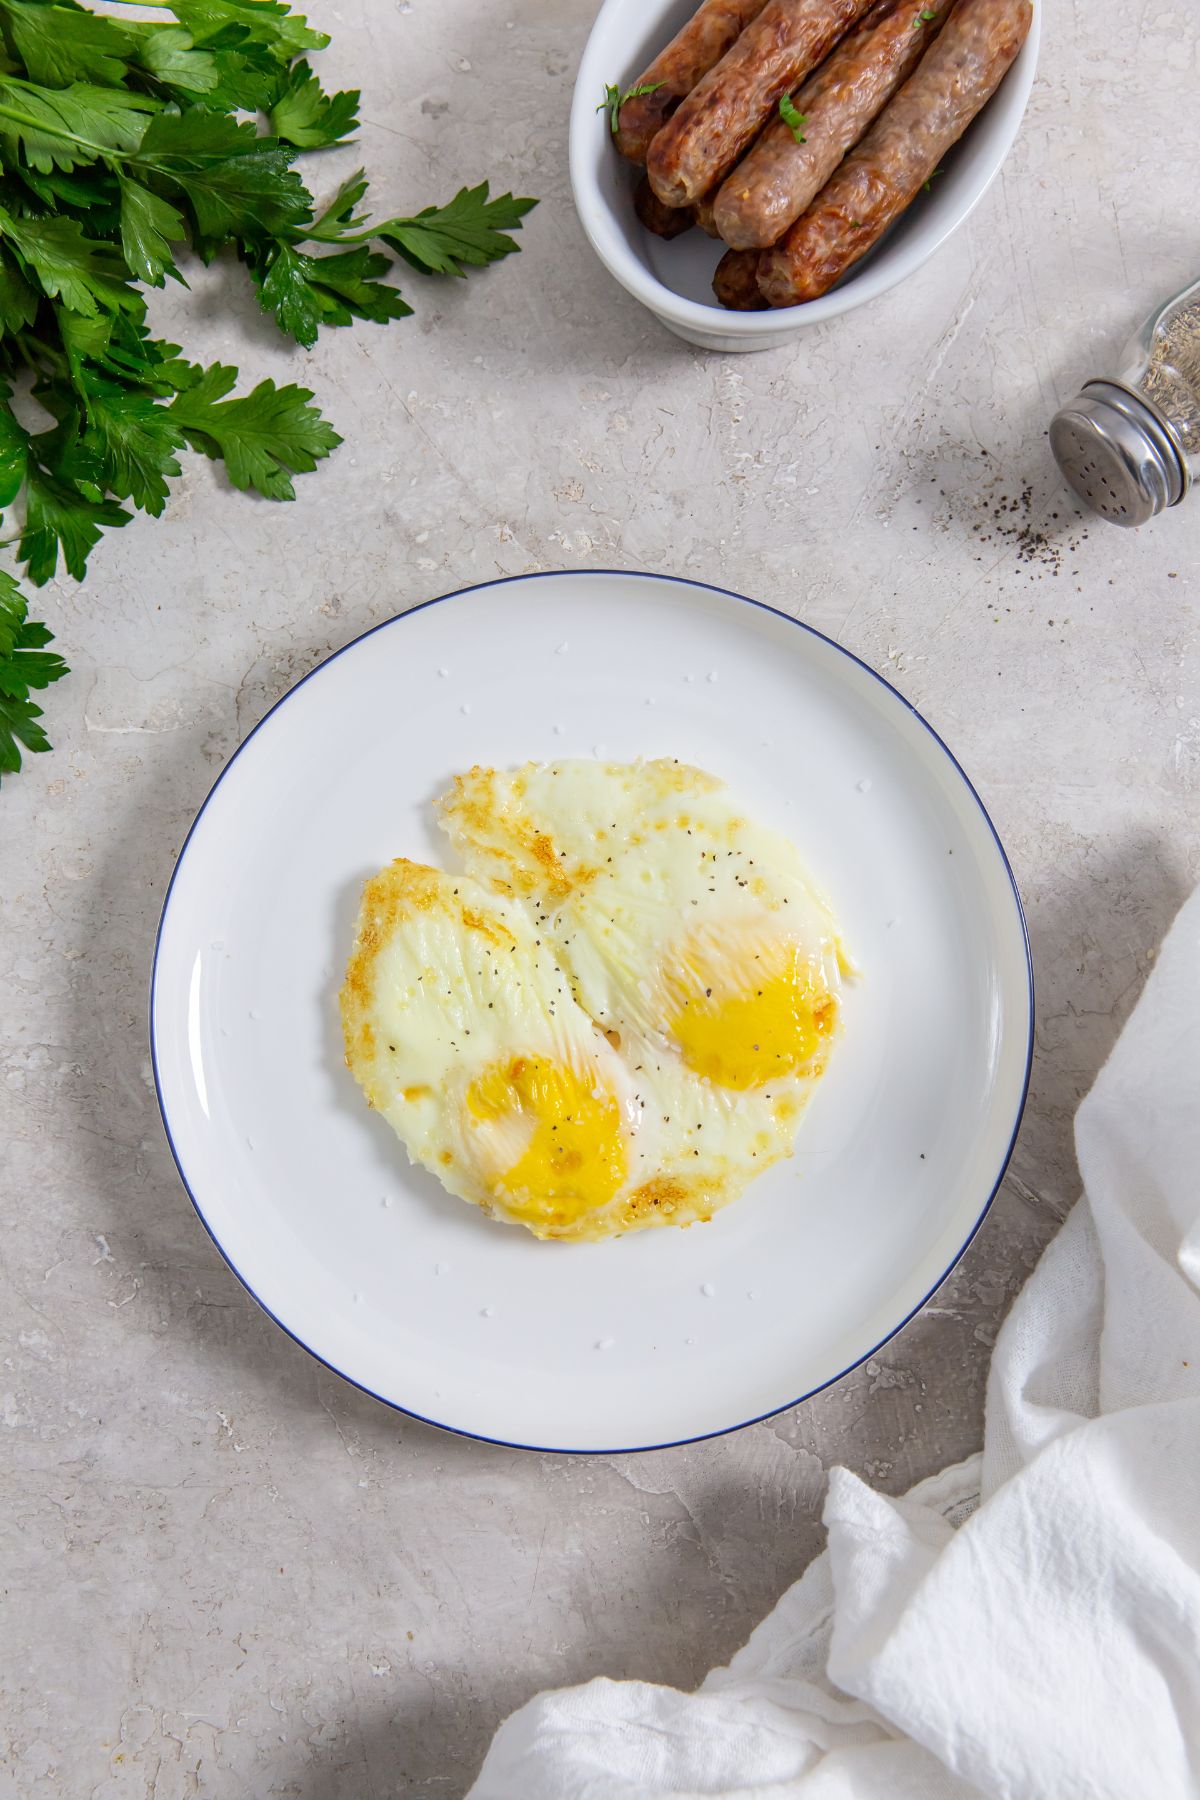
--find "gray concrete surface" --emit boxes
[3,1,1198,1794]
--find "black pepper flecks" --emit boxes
[969,476,1089,578]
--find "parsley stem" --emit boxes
[12,331,61,371]
[302,214,420,246]
[303,224,380,245]
[303,223,373,245]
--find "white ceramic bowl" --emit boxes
[569,0,1040,351]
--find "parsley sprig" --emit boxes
[779,94,807,144]
[0,0,537,784]
[597,79,664,136]
[0,569,66,777]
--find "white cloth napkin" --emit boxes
[469,887,1200,1800]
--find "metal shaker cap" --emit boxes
[1049,379,1189,526]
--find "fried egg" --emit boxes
[438,759,850,1095]
[340,761,850,1242]
[341,860,626,1238]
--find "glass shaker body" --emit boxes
[1050,275,1200,526]
[1114,275,1200,462]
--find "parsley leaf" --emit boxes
[913,7,938,22]
[0,1,133,89]
[250,240,411,348]
[0,207,142,315]
[169,361,342,500]
[20,462,130,582]
[171,0,327,59]
[79,371,185,514]
[0,391,27,503]
[374,182,536,277]
[0,569,68,780]
[132,26,219,97]
[0,79,158,173]
[597,78,664,135]
[779,93,807,143]
[0,244,36,334]
[117,175,186,287]
[268,58,358,148]
[131,110,310,241]
[169,30,285,114]
[305,168,369,241]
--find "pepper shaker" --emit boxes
[1050,276,1200,526]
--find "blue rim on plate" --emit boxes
[150,569,1035,1455]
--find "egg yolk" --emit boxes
[466,1055,627,1225]
[668,940,837,1090]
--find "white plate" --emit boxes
[152,572,1032,1453]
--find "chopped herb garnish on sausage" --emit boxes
[922,166,946,191]
[598,80,666,135]
[779,94,807,143]
[913,7,938,23]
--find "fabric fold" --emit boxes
[469,888,1200,1800]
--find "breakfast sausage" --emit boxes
[634,175,697,237]
[694,191,722,236]
[713,0,955,250]
[614,0,772,164]
[757,0,1032,305]
[713,247,768,308]
[646,0,878,208]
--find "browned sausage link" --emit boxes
[694,192,722,237]
[646,0,878,208]
[757,0,1031,305]
[713,247,769,308]
[634,175,696,239]
[614,0,772,164]
[714,0,956,249]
